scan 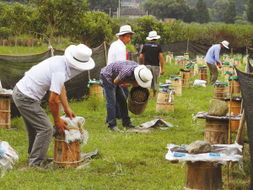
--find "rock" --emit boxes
[208,99,228,116]
[186,140,212,154]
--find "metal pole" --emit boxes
[118,0,121,18]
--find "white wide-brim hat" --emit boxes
[65,44,95,71]
[134,65,153,88]
[146,31,161,40]
[116,25,135,37]
[221,40,229,49]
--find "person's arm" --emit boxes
[159,53,164,75]
[139,53,144,65]
[59,86,75,119]
[49,91,67,133]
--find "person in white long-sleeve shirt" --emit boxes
[204,40,229,85]
[107,25,134,65]
[106,25,135,127]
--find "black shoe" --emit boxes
[109,126,122,132]
[123,124,136,128]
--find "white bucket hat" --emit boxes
[146,31,161,40]
[116,25,135,37]
[134,65,153,88]
[221,40,229,49]
[65,44,95,71]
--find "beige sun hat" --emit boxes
[65,44,95,71]
[146,31,161,40]
[116,25,135,37]
[134,65,153,88]
[221,40,229,49]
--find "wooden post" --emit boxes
[0,94,11,129]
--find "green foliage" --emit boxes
[224,0,236,24]
[29,0,89,43]
[80,11,117,47]
[247,0,253,22]
[143,0,191,22]
[195,0,209,23]
[88,0,118,15]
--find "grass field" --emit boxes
[0,55,250,189]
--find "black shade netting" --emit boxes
[235,67,253,189]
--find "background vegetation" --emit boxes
[0,0,253,49]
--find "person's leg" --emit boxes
[116,86,132,127]
[207,63,218,85]
[152,66,160,97]
[100,74,117,128]
[12,87,53,166]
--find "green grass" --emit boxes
[0,60,250,189]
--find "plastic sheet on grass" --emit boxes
[165,143,242,164]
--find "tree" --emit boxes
[29,0,89,43]
[247,0,253,22]
[80,11,117,47]
[88,0,118,15]
[143,0,190,21]
[8,3,34,45]
[210,0,229,22]
[224,0,236,23]
[195,0,209,23]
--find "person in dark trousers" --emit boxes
[100,60,153,132]
[204,40,229,85]
[12,44,95,167]
[139,31,164,97]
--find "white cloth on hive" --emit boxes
[0,141,19,177]
[62,116,88,144]
[193,80,206,87]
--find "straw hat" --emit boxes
[116,25,134,37]
[134,65,153,88]
[65,44,95,71]
[221,40,229,49]
[146,31,161,40]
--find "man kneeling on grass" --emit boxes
[100,60,153,132]
[12,44,95,168]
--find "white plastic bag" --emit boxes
[61,116,89,144]
[0,141,18,177]
[193,80,207,87]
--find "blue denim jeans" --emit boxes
[100,74,131,128]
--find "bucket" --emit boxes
[53,133,80,168]
[128,86,149,115]
[213,82,228,100]
[170,76,182,96]
[198,66,207,82]
[185,162,222,190]
[0,94,11,129]
[156,91,174,112]
[88,80,103,99]
[180,69,190,88]
[204,119,228,144]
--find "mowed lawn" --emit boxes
[0,50,250,190]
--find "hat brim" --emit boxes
[116,31,135,37]
[146,35,160,40]
[134,65,152,88]
[224,45,229,49]
[64,45,95,71]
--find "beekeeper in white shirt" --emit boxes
[12,44,95,167]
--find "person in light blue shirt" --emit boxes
[204,40,229,84]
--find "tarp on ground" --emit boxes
[235,67,253,189]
